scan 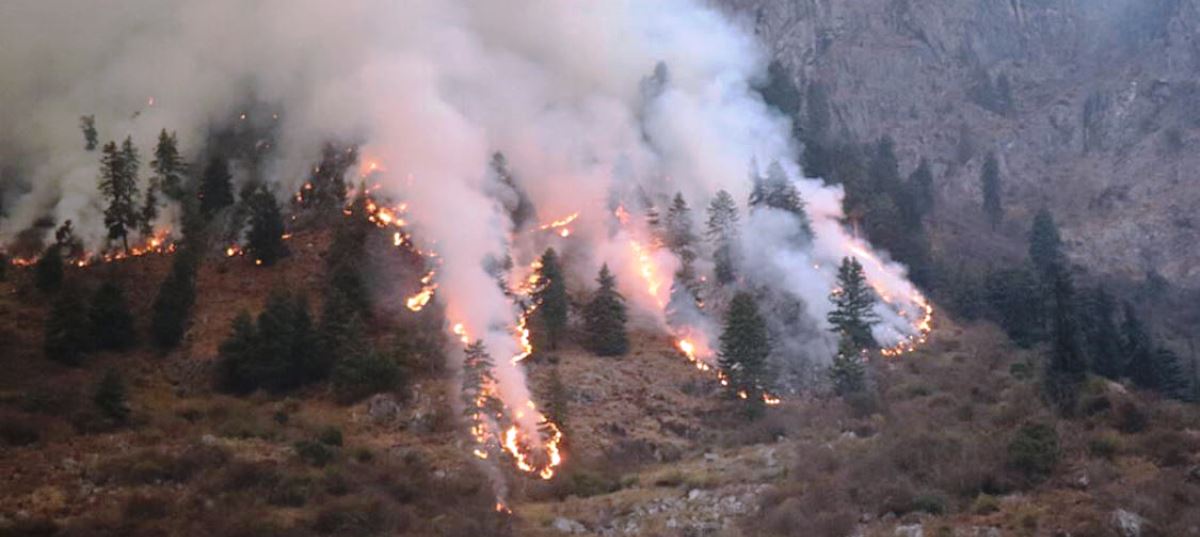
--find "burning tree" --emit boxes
[245,185,288,266]
[151,129,187,201]
[199,156,234,219]
[706,189,739,286]
[301,142,357,214]
[533,248,568,350]
[583,264,629,356]
[718,292,770,410]
[665,192,702,311]
[827,256,879,349]
[99,137,142,253]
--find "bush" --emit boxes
[911,493,948,515]
[122,494,169,520]
[971,493,1000,515]
[1113,400,1148,433]
[0,411,40,446]
[295,440,336,467]
[1007,423,1059,482]
[93,369,130,424]
[318,426,344,447]
[1087,434,1120,460]
[267,475,314,507]
[312,498,390,535]
[333,348,401,404]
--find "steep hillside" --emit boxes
[719,0,1200,287]
[3,242,1198,537]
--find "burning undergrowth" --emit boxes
[0,0,934,509]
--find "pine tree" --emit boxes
[332,319,401,403]
[151,130,187,200]
[750,161,813,242]
[140,176,160,236]
[34,245,64,294]
[461,341,502,427]
[1029,209,1063,277]
[908,157,934,219]
[54,220,84,260]
[99,138,142,253]
[665,193,698,257]
[199,155,234,219]
[984,267,1046,347]
[718,292,770,405]
[302,142,357,213]
[215,311,259,394]
[150,247,199,349]
[94,369,130,423]
[90,282,136,351]
[543,367,569,433]
[583,264,629,356]
[491,152,537,231]
[1150,347,1189,400]
[1044,265,1086,414]
[246,185,289,266]
[706,190,739,285]
[534,248,569,350]
[830,333,867,396]
[255,291,323,392]
[1080,287,1125,380]
[827,257,879,348]
[1121,302,1154,389]
[80,115,98,151]
[868,136,902,197]
[981,152,1003,229]
[45,290,89,365]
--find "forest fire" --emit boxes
[845,242,935,357]
[405,270,437,312]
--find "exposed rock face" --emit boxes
[718,0,1200,286]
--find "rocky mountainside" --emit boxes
[719,0,1200,287]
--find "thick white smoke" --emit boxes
[0,0,928,446]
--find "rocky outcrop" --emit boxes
[719,0,1200,287]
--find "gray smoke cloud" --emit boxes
[0,0,929,439]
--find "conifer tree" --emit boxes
[827,257,879,348]
[215,311,259,394]
[1044,265,1086,414]
[830,333,867,396]
[664,193,697,256]
[984,267,1046,347]
[543,367,570,433]
[491,152,537,231]
[93,369,130,423]
[54,220,84,260]
[99,138,142,253]
[150,247,199,349]
[90,282,136,351]
[868,136,902,196]
[534,248,569,350]
[1150,347,1189,400]
[461,341,503,429]
[706,190,739,285]
[332,318,401,403]
[151,129,187,200]
[583,264,629,356]
[1029,208,1063,277]
[140,176,160,236]
[750,161,813,242]
[1121,302,1154,388]
[1080,287,1125,380]
[981,152,1003,229]
[34,245,64,294]
[718,292,770,405]
[80,115,98,151]
[45,290,89,365]
[255,291,323,392]
[302,142,357,213]
[199,155,234,219]
[908,157,934,219]
[245,185,288,266]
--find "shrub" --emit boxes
[1113,400,1148,433]
[0,411,40,446]
[911,493,948,515]
[295,440,336,467]
[1087,435,1120,460]
[971,493,1000,515]
[93,369,130,424]
[318,426,344,447]
[122,494,169,520]
[1007,423,1059,482]
[268,475,314,507]
[333,349,401,403]
[312,498,389,535]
